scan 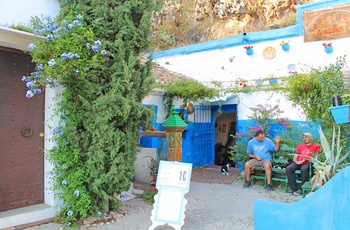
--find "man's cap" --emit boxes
[303,132,312,137]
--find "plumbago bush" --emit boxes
[23,0,156,227]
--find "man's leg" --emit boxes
[286,162,300,191]
[244,161,252,182]
[300,164,310,185]
[243,159,257,188]
[263,161,272,185]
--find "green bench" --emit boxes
[250,144,312,192]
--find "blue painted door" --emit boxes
[192,105,213,167]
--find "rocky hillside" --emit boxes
[151,0,316,51]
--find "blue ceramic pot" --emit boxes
[282,43,290,51]
[246,48,253,56]
[269,78,278,85]
[324,46,333,54]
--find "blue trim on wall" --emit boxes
[150,0,350,59]
[237,119,320,139]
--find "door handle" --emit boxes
[21,126,33,137]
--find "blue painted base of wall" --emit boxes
[254,165,350,230]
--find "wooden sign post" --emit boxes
[149,160,192,230]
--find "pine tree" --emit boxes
[60,0,157,213]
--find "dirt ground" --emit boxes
[24,172,302,230]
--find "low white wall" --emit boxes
[134,148,158,184]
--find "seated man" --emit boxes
[286,132,320,195]
[243,130,281,191]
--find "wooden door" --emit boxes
[0,48,45,212]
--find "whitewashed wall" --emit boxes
[153,36,350,121]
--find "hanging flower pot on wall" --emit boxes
[330,95,350,124]
[244,45,254,56]
[322,43,333,54]
[269,78,278,85]
[330,105,350,124]
[280,40,290,52]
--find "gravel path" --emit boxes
[25,173,302,230]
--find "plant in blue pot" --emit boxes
[244,45,254,56]
[322,42,333,54]
[280,40,290,52]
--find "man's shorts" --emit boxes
[247,158,272,168]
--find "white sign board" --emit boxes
[149,160,192,230]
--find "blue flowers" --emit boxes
[91,40,103,52]
[67,210,74,216]
[101,50,107,55]
[37,64,44,71]
[28,43,37,50]
[62,180,68,185]
[66,222,71,227]
[46,34,54,41]
[48,59,56,66]
[54,126,64,136]
[92,45,99,52]
[26,81,34,89]
[94,40,102,47]
[26,90,34,98]
[33,89,41,94]
[73,190,80,197]
[58,201,64,207]
[98,211,103,217]
[61,52,80,60]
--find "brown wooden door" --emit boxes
[0,48,45,212]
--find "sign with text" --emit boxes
[149,161,192,230]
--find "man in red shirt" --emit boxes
[286,132,321,195]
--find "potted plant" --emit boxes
[322,42,333,54]
[280,40,290,52]
[310,126,350,190]
[330,95,350,124]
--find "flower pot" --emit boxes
[324,46,333,54]
[246,48,253,56]
[282,43,290,51]
[330,104,350,124]
[269,78,278,85]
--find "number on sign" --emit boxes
[179,171,187,181]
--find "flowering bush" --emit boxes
[22,0,157,227]
[23,14,109,98]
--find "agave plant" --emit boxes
[310,126,350,190]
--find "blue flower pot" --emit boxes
[246,48,254,56]
[282,43,290,51]
[330,105,350,124]
[269,78,278,85]
[324,46,333,54]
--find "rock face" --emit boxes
[151,0,316,51]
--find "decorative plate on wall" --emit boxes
[263,46,276,60]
